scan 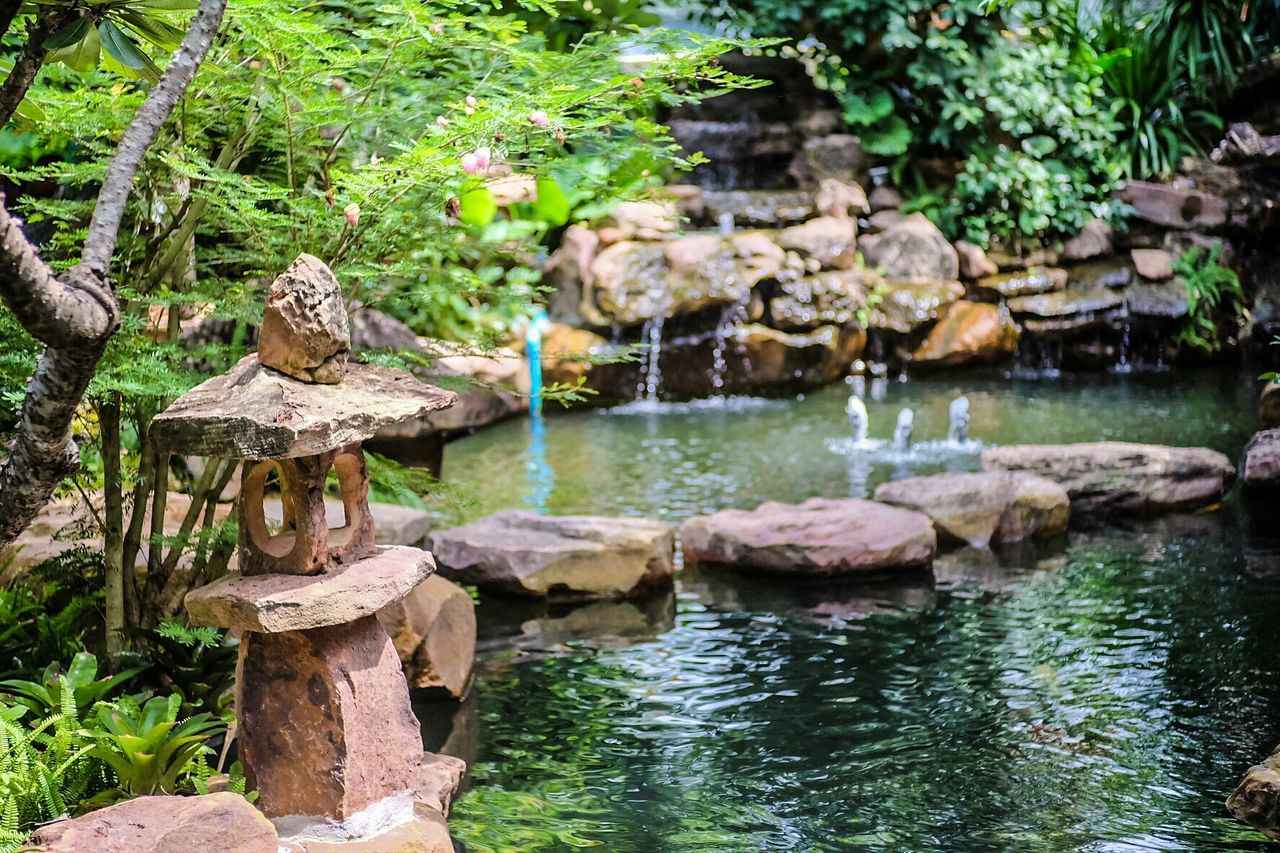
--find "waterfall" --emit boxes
[891,408,914,452]
[708,299,749,396]
[946,397,970,445]
[1114,322,1133,374]
[636,314,666,402]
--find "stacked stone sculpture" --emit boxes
[151,254,461,849]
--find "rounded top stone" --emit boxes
[150,354,456,459]
[258,253,351,384]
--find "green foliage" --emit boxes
[943,38,1120,245]
[0,701,99,851]
[1175,244,1244,353]
[0,653,144,721]
[86,693,224,797]
[120,620,237,718]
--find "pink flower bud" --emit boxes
[436,115,449,128]
[528,110,549,127]
[461,146,491,175]
[465,95,477,108]
[343,202,360,227]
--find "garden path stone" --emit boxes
[680,498,936,577]
[874,471,1069,547]
[981,442,1235,517]
[429,510,674,600]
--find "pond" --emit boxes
[426,368,1280,852]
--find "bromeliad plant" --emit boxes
[86,693,225,798]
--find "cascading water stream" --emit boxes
[636,314,666,403]
[523,309,555,511]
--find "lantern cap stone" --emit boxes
[257,253,351,384]
[184,545,436,632]
[151,354,456,459]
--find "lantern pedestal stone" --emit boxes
[150,255,462,849]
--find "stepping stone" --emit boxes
[875,471,1069,547]
[680,498,935,577]
[981,442,1235,517]
[1242,429,1280,491]
[429,510,674,600]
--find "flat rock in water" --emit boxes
[875,471,1069,547]
[981,442,1235,517]
[186,545,435,632]
[29,792,278,853]
[429,510,675,600]
[680,498,936,577]
[151,355,456,459]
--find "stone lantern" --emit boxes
[151,255,460,848]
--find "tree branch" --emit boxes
[0,0,230,551]
[82,0,229,276]
[0,6,73,129]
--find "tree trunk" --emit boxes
[100,396,125,657]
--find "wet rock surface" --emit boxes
[1242,429,1280,490]
[981,442,1235,517]
[870,278,966,334]
[875,471,1069,547]
[430,510,675,600]
[681,498,936,577]
[910,300,1020,368]
[1228,745,1280,839]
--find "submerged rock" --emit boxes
[859,213,959,281]
[870,278,966,334]
[681,498,936,577]
[1228,745,1280,839]
[981,442,1235,517]
[1242,429,1280,491]
[30,793,278,853]
[874,471,1069,547]
[910,300,1020,368]
[430,510,675,600]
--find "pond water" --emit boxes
[425,368,1280,852]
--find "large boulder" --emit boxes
[377,574,476,698]
[859,213,959,281]
[590,236,781,325]
[874,472,1069,547]
[954,240,998,279]
[29,793,278,853]
[1228,745,1280,839]
[1242,429,1280,491]
[909,301,1020,368]
[870,278,966,334]
[429,510,675,600]
[778,216,857,270]
[681,498,936,577]
[981,442,1235,517]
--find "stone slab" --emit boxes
[874,471,1069,547]
[185,545,435,632]
[151,355,456,459]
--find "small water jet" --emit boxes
[845,396,869,445]
[892,408,914,452]
[947,396,970,445]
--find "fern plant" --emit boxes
[1175,244,1245,353]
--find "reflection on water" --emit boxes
[434,368,1280,851]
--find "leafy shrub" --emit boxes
[1175,244,1245,353]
